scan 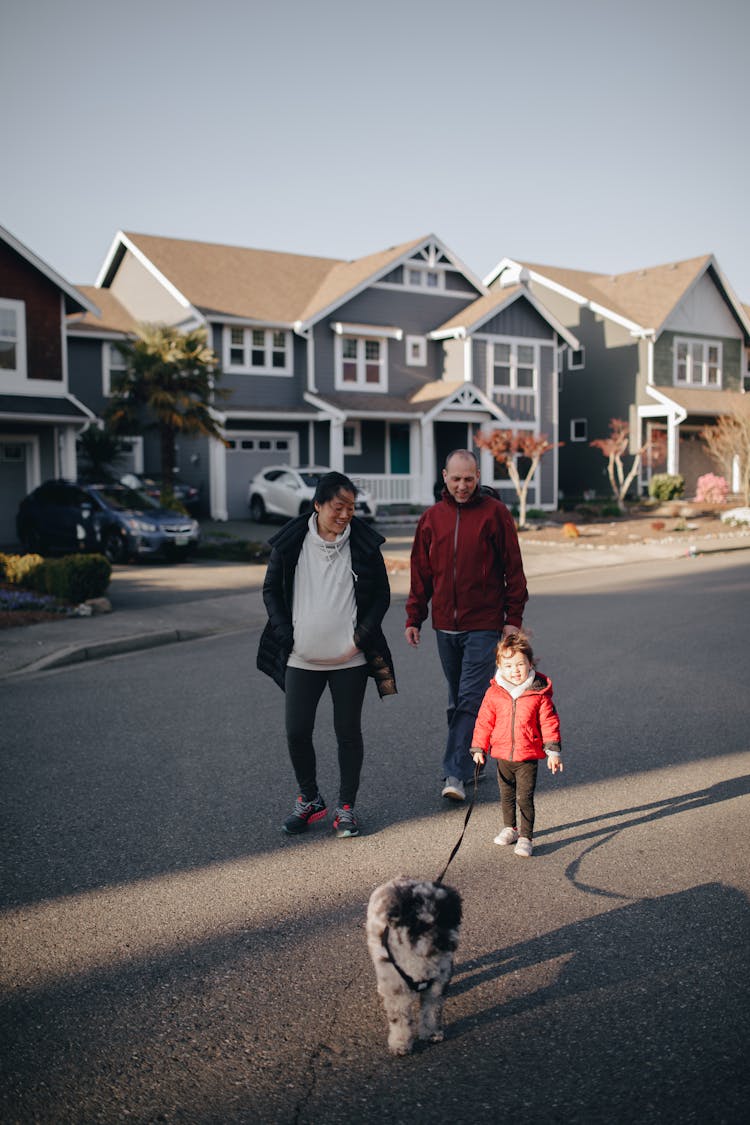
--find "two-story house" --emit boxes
[485,254,750,499]
[75,231,577,519]
[0,225,97,546]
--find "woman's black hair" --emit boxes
[313,471,358,506]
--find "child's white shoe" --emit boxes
[514,837,533,857]
[494,827,519,846]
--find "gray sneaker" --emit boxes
[333,804,360,838]
[441,776,466,801]
[282,793,327,835]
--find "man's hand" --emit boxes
[405,626,421,648]
[502,623,522,638]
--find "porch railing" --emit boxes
[350,474,417,505]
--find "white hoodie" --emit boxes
[287,514,367,672]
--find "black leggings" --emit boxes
[284,664,369,807]
[497,759,539,839]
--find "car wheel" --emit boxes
[103,529,129,564]
[249,495,266,523]
[298,500,313,516]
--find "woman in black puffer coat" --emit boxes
[257,472,396,839]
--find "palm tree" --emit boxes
[106,323,228,492]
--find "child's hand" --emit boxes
[471,749,486,765]
[547,753,563,774]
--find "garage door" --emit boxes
[0,442,31,548]
[225,432,299,518]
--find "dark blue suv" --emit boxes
[16,480,201,563]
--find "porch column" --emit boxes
[58,427,77,480]
[409,421,421,506]
[209,433,228,521]
[329,418,344,470]
[420,419,435,505]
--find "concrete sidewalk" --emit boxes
[1,525,748,680]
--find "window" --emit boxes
[568,347,585,369]
[224,326,291,374]
[0,299,26,378]
[405,335,427,366]
[404,265,444,291]
[343,421,362,454]
[674,337,721,387]
[490,341,536,395]
[103,342,128,396]
[570,418,588,442]
[335,335,387,391]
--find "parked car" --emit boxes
[248,466,378,522]
[16,480,201,563]
[120,473,201,514]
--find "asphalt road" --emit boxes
[1,552,749,1124]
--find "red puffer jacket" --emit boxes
[471,674,561,761]
[406,490,527,633]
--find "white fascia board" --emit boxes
[528,269,646,335]
[421,382,509,426]
[645,384,688,424]
[430,326,467,340]
[0,224,99,315]
[65,392,98,420]
[331,321,403,340]
[224,408,321,422]
[303,392,347,421]
[213,313,296,329]
[94,231,195,314]
[483,256,521,288]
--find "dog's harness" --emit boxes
[380,926,435,993]
[379,762,481,993]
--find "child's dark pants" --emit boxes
[497,759,539,839]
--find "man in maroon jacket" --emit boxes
[405,449,528,801]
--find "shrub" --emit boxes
[525,509,546,522]
[601,503,623,518]
[2,553,111,602]
[0,552,45,587]
[695,473,729,504]
[648,473,685,502]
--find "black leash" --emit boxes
[435,759,481,885]
[378,761,481,992]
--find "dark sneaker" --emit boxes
[333,804,360,838]
[282,793,327,835]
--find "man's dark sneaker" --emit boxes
[282,793,327,835]
[333,804,360,838]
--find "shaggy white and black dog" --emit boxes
[366,876,463,1055]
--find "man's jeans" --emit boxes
[436,629,499,783]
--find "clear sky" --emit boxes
[4,0,749,301]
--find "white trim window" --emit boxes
[404,264,444,291]
[405,335,427,366]
[0,299,26,380]
[674,337,721,387]
[568,346,585,369]
[570,418,588,442]
[490,341,536,395]
[103,341,128,396]
[343,420,362,454]
[335,334,387,391]
[224,326,292,374]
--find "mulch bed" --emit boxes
[0,610,68,630]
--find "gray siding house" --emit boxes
[79,232,576,518]
[485,255,750,499]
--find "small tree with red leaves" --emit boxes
[474,429,561,528]
[590,419,665,512]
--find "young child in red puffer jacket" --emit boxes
[470,632,562,858]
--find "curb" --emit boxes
[4,627,216,677]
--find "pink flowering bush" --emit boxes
[695,473,729,504]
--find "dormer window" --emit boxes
[405,266,443,290]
